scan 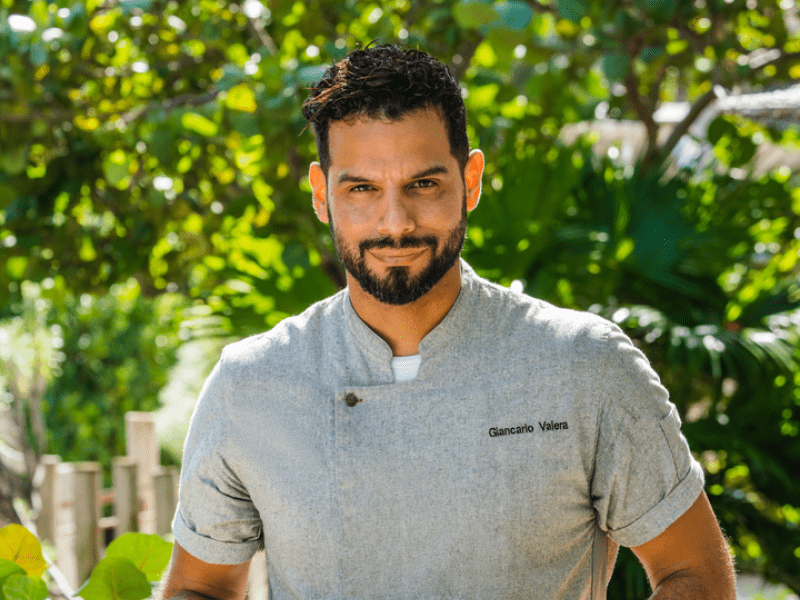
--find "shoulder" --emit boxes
[468,270,618,352]
[218,290,346,372]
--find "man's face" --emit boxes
[327,191,466,305]
[309,108,483,305]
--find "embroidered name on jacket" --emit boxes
[488,420,569,437]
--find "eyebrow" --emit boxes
[336,165,450,185]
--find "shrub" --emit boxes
[0,525,171,600]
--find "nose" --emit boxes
[376,188,415,238]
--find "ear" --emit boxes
[464,149,484,212]
[309,162,329,223]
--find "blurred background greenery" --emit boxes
[1,0,799,596]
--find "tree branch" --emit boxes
[245,16,278,56]
[119,90,222,125]
[623,37,662,166]
[0,88,223,128]
[673,24,707,57]
[624,70,658,136]
[451,31,484,82]
[402,0,428,31]
[0,109,73,124]
[522,0,557,14]
[657,87,717,163]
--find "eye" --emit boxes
[412,179,437,189]
[350,184,374,193]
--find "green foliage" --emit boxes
[0,526,171,600]
[1,0,799,596]
[77,533,171,600]
[2,575,48,600]
[42,278,184,465]
[0,276,183,467]
[76,558,151,600]
[0,526,46,578]
[103,533,172,581]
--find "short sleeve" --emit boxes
[172,358,264,564]
[591,323,705,548]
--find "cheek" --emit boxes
[336,207,375,232]
[418,195,460,226]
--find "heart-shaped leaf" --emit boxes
[104,533,173,581]
[0,526,47,577]
[2,574,48,600]
[76,557,151,600]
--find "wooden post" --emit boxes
[125,412,158,533]
[153,466,179,535]
[73,462,102,586]
[112,456,139,536]
[54,462,78,590]
[36,455,61,544]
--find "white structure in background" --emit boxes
[562,83,800,175]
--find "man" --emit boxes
[161,45,736,599]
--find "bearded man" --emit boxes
[160,45,736,600]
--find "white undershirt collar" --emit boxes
[390,354,421,383]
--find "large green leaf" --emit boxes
[2,574,48,600]
[0,526,47,578]
[104,533,172,582]
[0,559,26,586]
[76,557,151,600]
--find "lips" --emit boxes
[367,247,428,265]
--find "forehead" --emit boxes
[326,108,456,177]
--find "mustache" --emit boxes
[359,235,438,255]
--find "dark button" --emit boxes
[344,393,360,407]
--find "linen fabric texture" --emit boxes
[173,260,704,600]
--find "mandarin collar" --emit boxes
[342,258,478,363]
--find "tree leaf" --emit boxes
[104,533,173,581]
[0,559,26,586]
[181,113,219,137]
[602,51,630,81]
[452,0,499,29]
[120,0,153,14]
[0,526,47,577]
[556,0,588,23]
[707,116,736,145]
[637,0,677,23]
[494,2,532,30]
[2,574,48,600]
[281,240,310,271]
[215,65,244,91]
[0,146,28,176]
[224,84,257,113]
[295,65,330,85]
[76,557,151,600]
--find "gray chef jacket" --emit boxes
[173,260,704,599]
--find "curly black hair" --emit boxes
[301,44,469,176]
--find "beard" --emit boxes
[328,194,467,306]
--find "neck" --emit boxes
[347,261,462,357]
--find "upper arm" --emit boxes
[631,491,735,595]
[160,541,251,600]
